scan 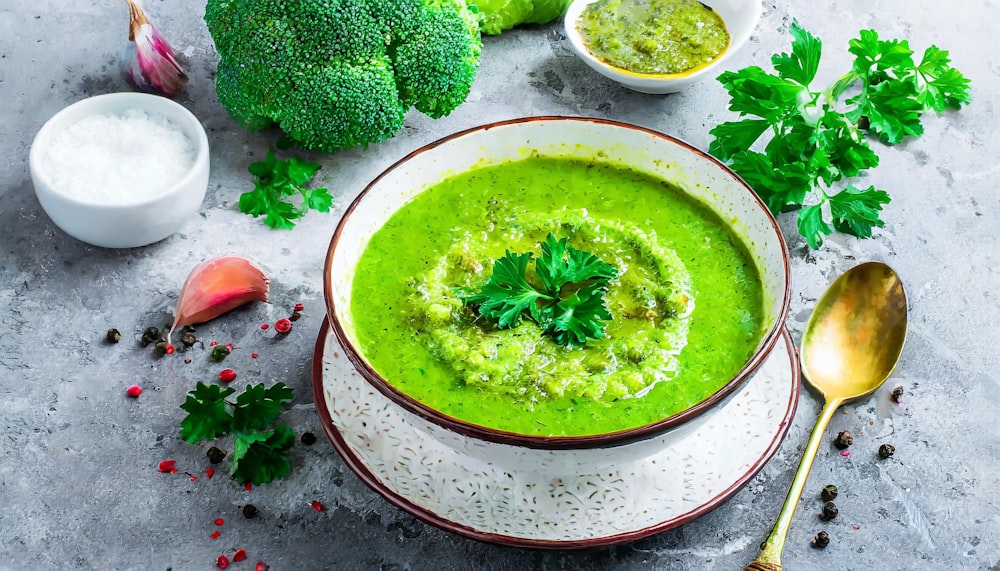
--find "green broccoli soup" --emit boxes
[349,156,764,436]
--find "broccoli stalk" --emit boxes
[204,0,483,152]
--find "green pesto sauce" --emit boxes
[350,156,763,436]
[579,0,730,75]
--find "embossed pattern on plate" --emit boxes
[312,320,799,548]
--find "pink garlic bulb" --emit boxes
[122,0,188,98]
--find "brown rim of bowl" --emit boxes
[311,323,801,549]
[323,116,792,450]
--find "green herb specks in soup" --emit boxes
[350,156,764,436]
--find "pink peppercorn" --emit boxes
[255,562,269,571]
[233,549,247,562]
[260,323,269,331]
[308,500,325,512]
[210,531,221,540]
[158,460,176,473]
[206,467,216,479]
[214,518,225,526]
[216,554,229,568]
[274,318,292,334]
[126,385,142,398]
[294,303,304,312]
[219,369,237,383]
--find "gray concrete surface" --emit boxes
[1,1,998,569]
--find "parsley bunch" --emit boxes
[180,382,295,485]
[710,22,970,248]
[239,149,334,229]
[460,234,618,347]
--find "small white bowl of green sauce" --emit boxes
[565,0,761,93]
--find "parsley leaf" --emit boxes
[729,151,811,212]
[829,185,891,238]
[771,22,822,86]
[460,234,618,347]
[179,381,295,485]
[536,234,618,294]
[810,111,880,183]
[232,382,294,433]
[179,382,235,443]
[708,119,771,161]
[544,282,614,346]
[915,45,972,111]
[462,252,552,328]
[797,203,831,250]
[847,75,925,144]
[231,424,295,486]
[239,149,334,229]
[709,20,970,249]
[717,66,804,122]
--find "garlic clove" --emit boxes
[168,256,269,346]
[122,0,188,98]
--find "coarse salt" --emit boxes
[41,108,196,205]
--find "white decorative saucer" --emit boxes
[312,320,799,548]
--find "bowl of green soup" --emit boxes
[564,0,762,93]
[323,117,789,465]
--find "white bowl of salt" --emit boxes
[29,92,209,248]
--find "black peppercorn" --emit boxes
[878,443,895,459]
[243,504,258,519]
[106,328,122,343]
[890,386,904,403]
[834,430,853,450]
[821,501,839,521]
[179,329,197,348]
[211,344,231,361]
[140,326,161,347]
[820,484,838,502]
[811,530,830,548]
[289,311,303,322]
[300,431,317,445]
[857,115,871,130]
[207,446,227,464]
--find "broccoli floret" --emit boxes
[204,0,482,152]
[475,0,572,35]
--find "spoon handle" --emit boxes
[744,398,843,571]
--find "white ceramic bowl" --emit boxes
[324,117,791,466]
[564,0,762,94]
[312,319,799,546]
[29,92,210,248]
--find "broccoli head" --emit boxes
[204,0,482,152]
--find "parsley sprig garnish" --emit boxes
[710,22,970,248]
[180,381,295,485]
[460,234,618,347]
[239,149,333,229]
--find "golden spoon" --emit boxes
[746,261,908,571]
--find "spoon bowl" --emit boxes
[802,261,908,399]
[746,262,907,571]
